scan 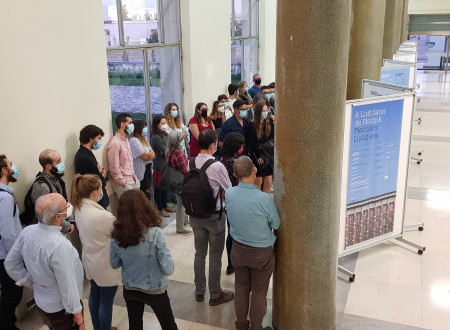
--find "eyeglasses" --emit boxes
[57,202,72,215]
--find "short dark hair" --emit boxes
[232,100,246,110]
[268,82,275,88]
[0,154,7,177]
[261,86,270,92]
[221,133,245,159]
[228,84,238,95]
[79,125,105,144]
[217,94,228,102]
[115,113,131,129]
[198,129,218,150]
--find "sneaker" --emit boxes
[226,266,234,275]
[195,293,204,302]
[176,229,193,235]
[209,291,234,306]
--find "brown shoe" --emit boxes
[165,207,176,213]
[209,291,234,306]
[195,293,204,302]
[160,210,170,217]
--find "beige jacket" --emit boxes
[75,199,121,286]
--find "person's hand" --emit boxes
[73,313,85,329]
[257,157,264,165]
[68,224,75,234]
[25,284,33,290]
[270,115,276,122]
[180,132,186,140]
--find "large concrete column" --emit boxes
[382,0,403,60]
[400,0,410,43]
[347,0,386,100]
[273,1,351,329]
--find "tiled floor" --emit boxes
[16,72,450,329]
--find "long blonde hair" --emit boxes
[70,174,101,210]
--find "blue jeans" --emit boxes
[89,280,118,330]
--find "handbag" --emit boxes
[158,150,185,194]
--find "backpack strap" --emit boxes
[189,158,197,171]
[200,159,217,172]
[0,187,17,217]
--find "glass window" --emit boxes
[147,47,183,116]
[348,214,354,225]
[356,213,361,223]
[162,0,181,43]
[382,217,386,226]
[389,203,394,211]
[231,41,242,84]
[383,205,387,213]
[122,0,161,45]
[356,226,360,236]
[233,0,250,37]
[243,38,259,83]
[107,51,147,133]
[363,210,368,220]
[348,228,353,237]
[103,0,120,47]
[363,224,367,233]
[377,206,381,216]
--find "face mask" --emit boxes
[58,203,73,220]
[170,110,179,118]
[255,79,261,85]
[126,123,135,134]
[239,110,247,118]
[201,109,208,118]
[237,146,244,156]
[142,127,148,135]
[245,88,249,93]
[93,140,102,150]
[218,106,225,113]
[270,93,275,99]
[261,112,269,119]
[10,165,19,179]
[180,140,185,148]
[56,162,65,174]
[212,145,217,154]
[97,189,104,202]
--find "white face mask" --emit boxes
[218,106,225,113]
[57,203,73,220]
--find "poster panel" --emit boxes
[403,41,417,46]
[338,94,415,256]
[361,79,414,98]
[400,46,417,52]
[393,53,416,63]
[383,59,416,67]
[380,66,415,88]
[395,51,418,62]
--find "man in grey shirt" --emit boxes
[30,149,72,233]
[5,193,85,329]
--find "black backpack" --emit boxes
[0,188,17,218]
[181,158,222,218]
[19,175,52,226]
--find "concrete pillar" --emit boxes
[400,0,410,43]
[382,0,403,60]
[273,1,351,329]
[347,0,386,100]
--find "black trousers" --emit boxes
[0,259,23,330]
[123,287,177,330]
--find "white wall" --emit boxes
[409,0,450,14]
[0,0,113,208]
[259,0,277,85]
[180,0,231,119]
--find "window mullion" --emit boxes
[143,50,153,125]
[116,0,125,46]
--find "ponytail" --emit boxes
[70,174,101,210]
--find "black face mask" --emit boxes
[255,79,261,85]
[201,109,208,118]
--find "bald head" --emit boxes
[35,193,66,225]
[233,156,254,180]
[39,149,60,169]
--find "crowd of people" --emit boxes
[0,75,280,330]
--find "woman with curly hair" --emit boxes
[110,190,177,330]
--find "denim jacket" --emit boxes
[110,227,174,291]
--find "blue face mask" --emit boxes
[97,189,104,202]
[93,140,102,150]
[10,165,19,179]
[142,127,148,135]
[56,162,65,174]
[170,110,179,118]
[126,124,135,135]
[261,112,269,119]
[245,88,249,93]
[239,110,248,118]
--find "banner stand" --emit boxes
[337,93,426,283]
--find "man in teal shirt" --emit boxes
[225,156,280,330]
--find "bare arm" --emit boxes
[189,123,200,141]
[140,149,156,161]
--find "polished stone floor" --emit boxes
[15,71,450,329]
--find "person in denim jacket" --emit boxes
[110,190,178,330]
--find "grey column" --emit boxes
[400,0,410,43]
[382,0,403,60]
[347,0,386,100]
[273,1,351,329]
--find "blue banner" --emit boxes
[347,99,404,204]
